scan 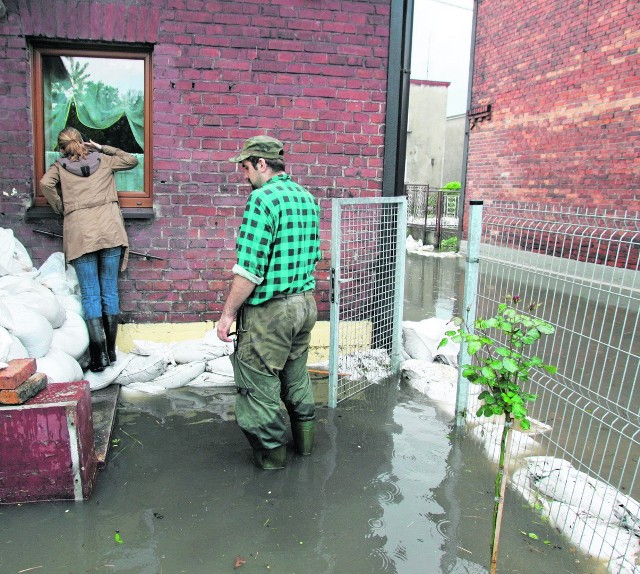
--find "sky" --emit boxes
[411,0,474,116]
[64,56,144,94]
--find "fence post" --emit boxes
[455,200,483,428]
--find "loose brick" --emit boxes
[0,358,37,390]
[0,372,47,405]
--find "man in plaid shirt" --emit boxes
[217,135,321,470]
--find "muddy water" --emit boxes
[1,253,607,574]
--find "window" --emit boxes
[32,43,153,209]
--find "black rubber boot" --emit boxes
[102,314,119,363]
[252,445,287,470]
[292,420,315,456]
[86,317,110,372]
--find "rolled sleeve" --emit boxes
[232,264,264,284]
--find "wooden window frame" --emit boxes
[31,42,153,209]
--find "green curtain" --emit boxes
[43,56,145,192]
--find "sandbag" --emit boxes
[83,353,135,391]
[36,347,83,383]
[402,318,459,365]
[0,228,34,276]
[205,355,234,378]
[188,371,235,387]
[37,252,77,296]
[4,284,66,328]
[145,361,206,389]
[56,293,84,317]
[2,331,29,362]
[50,311,89,360]
[0,274,37,295]
[130,334,232,365]
[114,353,167,386]
[3,303,53,358]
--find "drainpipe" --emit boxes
[383,0,414,197]
[456,0,479,247]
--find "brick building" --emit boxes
[0,0,411,325]
[464,0,640,212]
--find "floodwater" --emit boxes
[1,253,608,574]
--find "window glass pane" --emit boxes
[42,55,145,193]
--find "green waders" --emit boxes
[232,292,317,469]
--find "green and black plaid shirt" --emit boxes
[233,173,320,305]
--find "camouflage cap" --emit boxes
[229,135,284,162]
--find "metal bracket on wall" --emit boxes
[468,104,492,130]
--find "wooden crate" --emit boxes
[0,381,98,504]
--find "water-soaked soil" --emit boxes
[0,253,608,574]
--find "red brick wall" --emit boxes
[466,0,640,212]
[0,0,391,322]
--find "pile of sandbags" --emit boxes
[0,228,235,393]
[0,228,86,384]
[88,332,235,393]
[512,456,640,573]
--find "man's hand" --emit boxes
[216,274,257,342]
[216,312,236,342]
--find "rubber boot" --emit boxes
[86,317,110,372]
[252,445,287,470]
[292,420,315,456]
[102,314,119,363]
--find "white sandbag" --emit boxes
[83,353,135,391]
[206,355,235,378]
[171,338,231,364]
[37,252,76,296]
[65,263,80,294]
[533,464,640,529]
[125,382,168,395]
[3,303,53,358]
[402,318,459,365]
[146,361,206,389]
[188,371,235,387]
[0,326,13,362]
[546,500,639,561]
[470,421,540,463]
[36,347,83,383]
[0,274,38,295]
[4,285,66,329]
[50,311,89,359]
[114,353,167,385]
[56,293,84,317]
[7,334,29,361]
[3,332,28,361]
[0,228,34,276]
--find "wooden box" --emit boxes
[0,381,98,504]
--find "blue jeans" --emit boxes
[71,247,122,320]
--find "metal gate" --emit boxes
[328,197,407,407]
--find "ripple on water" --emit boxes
[369,547,395,573]
[370,472,402,504]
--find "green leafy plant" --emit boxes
[440,295,557,573]
[439,235,458,251]
[442,295,556,430]
[443,181,462,190]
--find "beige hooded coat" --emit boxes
[40,145,138,271]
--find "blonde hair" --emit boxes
[57,127,89,161]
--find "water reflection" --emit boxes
[404,252,465,321]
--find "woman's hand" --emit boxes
[87,139,103,152]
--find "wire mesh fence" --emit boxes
[328,198,407,407]
[405,185,460,250]
[465,202,640,573]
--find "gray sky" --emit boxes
[411,0,474,116]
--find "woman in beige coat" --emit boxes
[40,127,138,371]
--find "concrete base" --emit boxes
[0,381,97,504]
